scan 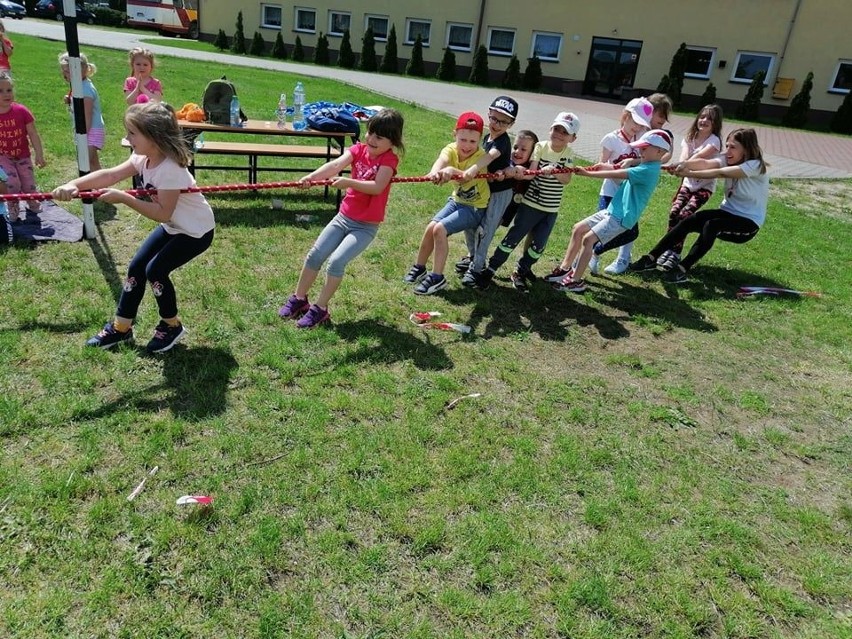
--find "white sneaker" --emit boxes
[588,253,600,275]
[604,257,630,275]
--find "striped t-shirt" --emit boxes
[522,141,572,213]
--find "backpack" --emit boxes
[202,76,246,125]
[304,104,361,139]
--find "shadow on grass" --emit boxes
[87,202,124,304]
[666,265,808,302]
[207,191,338,229]
[334,319,454,370]
[71,345,238,422]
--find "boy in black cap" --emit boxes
[457,95,519,286]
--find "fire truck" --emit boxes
[126,0,198,39]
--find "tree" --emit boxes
[405,34,425,77]
[657,43,687,106]
[293,36,305,62]
[737,70,766,121]
[379,25,399,74]
[782,71,814,129]
[213,29,228,52]
[314,32,330,66]
[469,45,489,86]
[502,55,521,90]
[523,55,543,91]
[697,82,717,112]
[360,27,377,72]
[249,32,266,57]
[830,89,852,134]
[436,48,456,82]
[231,11,246,55]
[338,29,355,68]
[271,32,287,60]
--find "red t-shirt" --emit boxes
[339,142,399,224]
[0,103,34,159]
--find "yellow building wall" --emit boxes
[197,0,851,115]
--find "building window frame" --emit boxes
[405,19,431,47]
[260,4,283,30]
[328,11,350,38]
[365,14,389,42]
[446,22,473,52]
[829,59,852,94]
[293,7,316,34]
[683,45,716,80]
[487,27,515,57]
[531,31,562,62]
[731,51,775,85]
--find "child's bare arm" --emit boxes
[26,123,46,168]
[333,164,394,195]
[298,150,353,186]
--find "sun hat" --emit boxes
[630,128,673,152]
[625,97,654,128]
[551,111,580,135]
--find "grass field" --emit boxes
[0,35,850,639]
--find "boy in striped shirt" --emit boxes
[476,112,579,292]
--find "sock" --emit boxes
[113,317,132,332]
[617,241,634,262]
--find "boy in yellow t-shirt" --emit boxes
[403,111,490,295]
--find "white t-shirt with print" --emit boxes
[720,159,769,227]
[130,153,215,238]
[682,134,722,192]
[598,129,638,198]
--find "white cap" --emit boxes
[625,97,654,128]
[551,111,580,135]
[630,129,673,152]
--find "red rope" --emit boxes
[0,167,579,203]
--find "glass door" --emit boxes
[583,37,643,98]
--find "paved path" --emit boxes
[11,20,852,178]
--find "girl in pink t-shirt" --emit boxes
[124,47,162,105]
[0,20,13,73]
[0,72,46,221]
[278,109,405,329]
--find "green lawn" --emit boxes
[1,35,850,639]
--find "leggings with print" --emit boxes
[666,185,713,253]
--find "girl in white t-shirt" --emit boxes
[53,102,214,353]
[655,104,724,271]
[630,128,768,284]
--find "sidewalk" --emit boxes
[12,20,852,178]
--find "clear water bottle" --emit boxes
[276,93,287,128]
[292,81,305,130]
[229,95,241,127]
[193,132,204,151]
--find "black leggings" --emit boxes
[647,208,759,271]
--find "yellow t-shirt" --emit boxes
[439,143,490,209]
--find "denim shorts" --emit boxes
[432,197,483,236]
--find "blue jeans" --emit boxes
[432,197,483,236]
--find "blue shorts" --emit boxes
[432,198,483,236]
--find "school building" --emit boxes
[196,0,851,124]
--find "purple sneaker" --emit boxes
[295,304,330,329]
[278,294,310,319]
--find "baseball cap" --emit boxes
[489,95,518,120]
[456,111,484,134]
[551,111,580,135]
[625,97,654,128]
[630,129,673,152]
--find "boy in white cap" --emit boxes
[551,128,672,293]
[475,111,579,292]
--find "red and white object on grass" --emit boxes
[176,495,214,506]
[409,311,471,334]
[736,286,822,298]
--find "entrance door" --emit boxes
[583,37,643,98]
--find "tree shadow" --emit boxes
[207,192,337,229]
[333,319,455,370]
[71,345,238,422]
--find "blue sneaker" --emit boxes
[403,264,427,284]
[414,272,447,295]
[86,322,134,349]
[146,321,186,353]
[295,303,330,329]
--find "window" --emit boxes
[487,28,515,56]
[731,51,775,84]
[532,31,562,62]
[294,7,316,33]
[328,11,350,37]
[829,60,852,94]
[684,46,715,79]
[446,23,473,51]
[405,19,431,46]
[261,4,282,29]
[365,15,388,41]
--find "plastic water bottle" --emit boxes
[292,81,305,130]
[193,132,204,151]
[276,93,287,128]
[229,95,241,127]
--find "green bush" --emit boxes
[360,27,377,72]
[379,25,398,74]
[314,33,330,66]
[436,48,456,82]
[231,11,246,55]
[502,55,521,90]
[523,55,543,91]
[737,70,766,122]
[213,29,229,52]
[271,32,287,60]
[249,32,266,57]
[696,82,717,112]
[469,45,489,86]
[92,8,125,27]
[830,89,852,134]
[293,36,305,62]
[782,71,814,129]
[659,43,687,107]
[338,29,356,69]
[405,34,425,77]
